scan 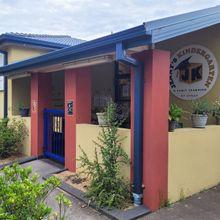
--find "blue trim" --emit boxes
[0,34,69,50]
[44,108,65,115]
[116,42,138,66]
[43,109,48,155]
[44,152,65,164]
[0,25,150,75]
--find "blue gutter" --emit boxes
[0,50,8,118]
[0,25,151,75]
[0,34,69,50]
[116,42,144,206]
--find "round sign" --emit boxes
[170,45,218,100]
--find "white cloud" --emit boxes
[0,0,219,40]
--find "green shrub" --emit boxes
[192,100,210,115]
[78,102,130,209]
[169,104,183,122]
[211,101,220,119]
[0,164,61,220]
[0,118,27,158]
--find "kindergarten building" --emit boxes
[1,6,220,211]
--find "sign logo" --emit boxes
[170,45,218,100]
[67,100,73,115]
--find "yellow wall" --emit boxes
[7,45,48,64]
[157,24,220,127]
[3,45,50,155]
[168,126,220,202]
[12,76,31,115]
[0,91,3,118]
[76,124,131,181]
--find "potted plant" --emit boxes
[169,104,184,132]
[96,111,107,126]
[191,100,210,128]
[19,102,30,117]
[211,101,220,125]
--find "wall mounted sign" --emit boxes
[67,100,73,115]
[170,45,218,100]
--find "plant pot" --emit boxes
[191,114,208,128]
[175,122,183,128]
[19,108,30,117]
[96,112,107,126]
[216,117,220,125]
[168,120,176,132]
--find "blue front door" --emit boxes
[44,109,65,163]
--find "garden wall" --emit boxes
[76,124,131,181]
[168,126,220,202]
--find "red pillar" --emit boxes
[131,49,170,211]
[64,67,91,171]
[31,73,51,156]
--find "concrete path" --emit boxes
[22,159,220,220]
[140,186,220,220]
[22,159,109,220]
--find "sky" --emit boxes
[0,0,219,40]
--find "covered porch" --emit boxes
[2,35,170,211]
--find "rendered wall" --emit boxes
[7,45,48,64]
[12,77,31,115]
[5,45,49,156]
[168,126,220,202]
[157,24,220,127]
[76,124,131,181]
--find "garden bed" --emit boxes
[0,154,38,169]
[0,153,26,166]
[53,170,150,220]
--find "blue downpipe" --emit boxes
[115,42,144,206]
[133,63,144,206]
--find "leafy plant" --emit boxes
[0,164,61,220]
[52,193,72,220]
[192,100,210,115]
[169,104,183,122]
[0,118,28,158]
[78,101,130,209]
[211,101,220,119]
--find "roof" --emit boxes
[5,33,85,47]
[144,5,220,43]
[1,5,220,75]
[0,33,85,50]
